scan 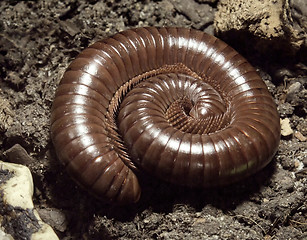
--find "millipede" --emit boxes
[50,27,280,204]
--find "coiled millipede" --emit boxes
[51,27,280,204]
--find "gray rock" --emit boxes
[37,208,67,233]
[287,82,302,101]
[4,144,34,166]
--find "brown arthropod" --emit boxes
[51,27,280,204]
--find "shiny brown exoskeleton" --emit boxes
[51,27,280,204]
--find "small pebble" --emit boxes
[294,131,306,141]
[59,20,80,37]
[286,82,301,101]
[280,118,294,136]
[4,144,34,166]
[37,208,67,232]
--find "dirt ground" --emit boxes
[0,0,306,239]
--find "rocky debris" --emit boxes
[169,0,214,29]
[214,0,306,54]
[280,118,294,136]
[37,208,67,233]
[286,82,302,102]
[0,161,59,240]
[4,144,34,166]
[294,131,307,142]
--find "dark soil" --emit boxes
[0,0,306,239]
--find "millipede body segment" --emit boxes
[51,27,280,204]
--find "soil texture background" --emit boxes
[0,0,306,239]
